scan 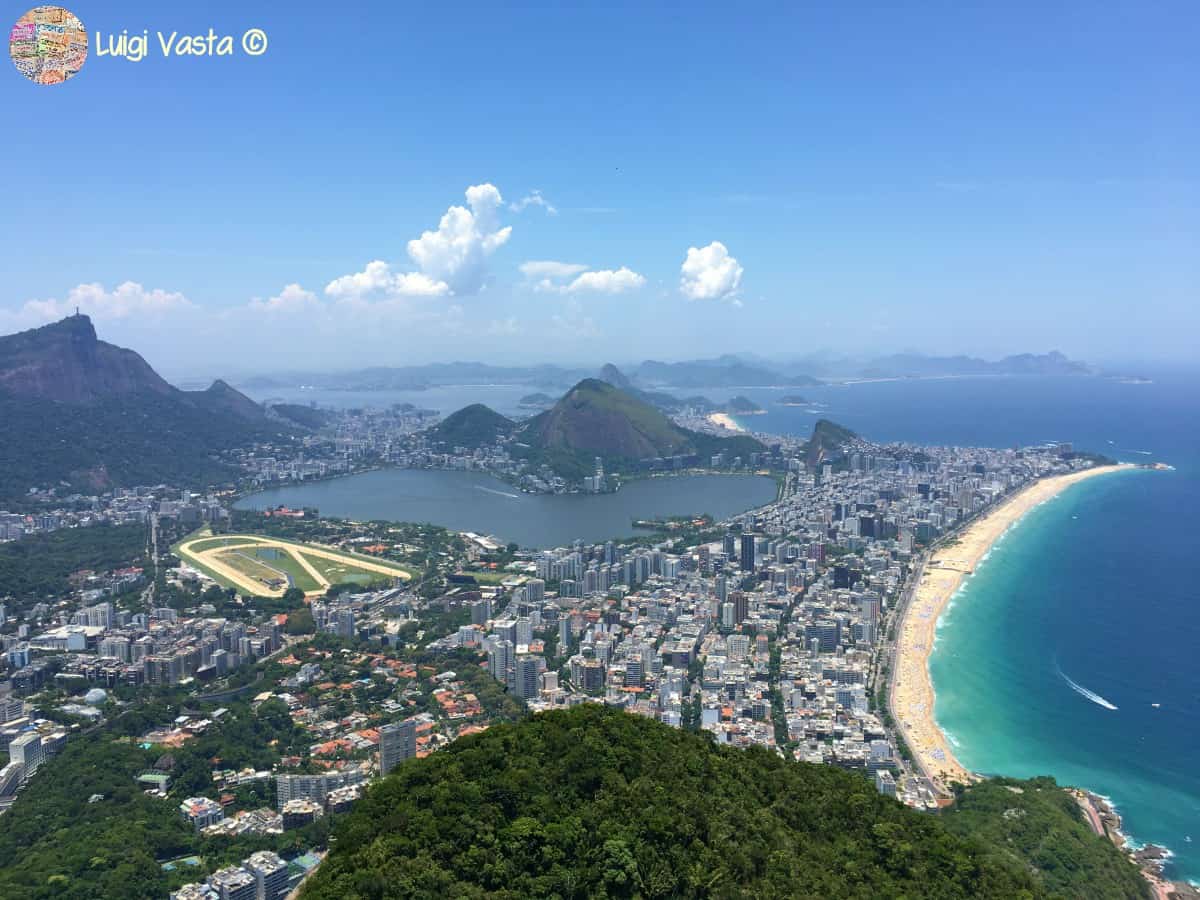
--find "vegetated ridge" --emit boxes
[302,705,1147,899]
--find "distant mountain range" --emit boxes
[632,355,824,388]
[758,349,1094,380]
[851,351,1093,379]
[0,315,296,501]
[236,349,1095,397]
[238,355,824,394]
[241,362,589,392]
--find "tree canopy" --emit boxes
[303,706,1144,899]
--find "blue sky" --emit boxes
[2,1,1197,376]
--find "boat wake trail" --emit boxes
[1058,666,1119,710]
[474,485,520,499]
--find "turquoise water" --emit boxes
[930,465,1200,883]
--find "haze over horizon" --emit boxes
[4,1,1197,375]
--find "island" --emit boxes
[517,392,557,409]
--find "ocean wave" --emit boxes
[1122,834,1174,860]
[1084,792,1192,884]
[1058,667,1119,710]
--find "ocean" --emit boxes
[716,372,1200,883]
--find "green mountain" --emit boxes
[268,402,335,430]
[524,379,691,458]
[194,378,270,423]
[429,403,515,449]
[940,777,1149,899]
[0,315,295,501]
[807,417,858,468]
[724,395,764,414]
[515,379,763,478]
[302,706,1146,899]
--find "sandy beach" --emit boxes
[890,463,1131,794]
[707,412,745,432]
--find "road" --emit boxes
[879,549,929,788]
[139,514,160,608]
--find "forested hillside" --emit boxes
[302,706,1146,899]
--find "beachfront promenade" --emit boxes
[888,464,1130,797]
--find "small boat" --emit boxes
[1151,702,1161,708]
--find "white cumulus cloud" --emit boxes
[14,281,193,323]
[680,241,743,301]
[406,183,512,294]
[564,267,645,294]
[519,260,589,280]
[325,260,449,301]
[509,189,557,215]
[324,183,512,303]
[249,283,321,313]
[519,260,589,292]
[520,260,645,295]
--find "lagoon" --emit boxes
[235,469,777,548]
